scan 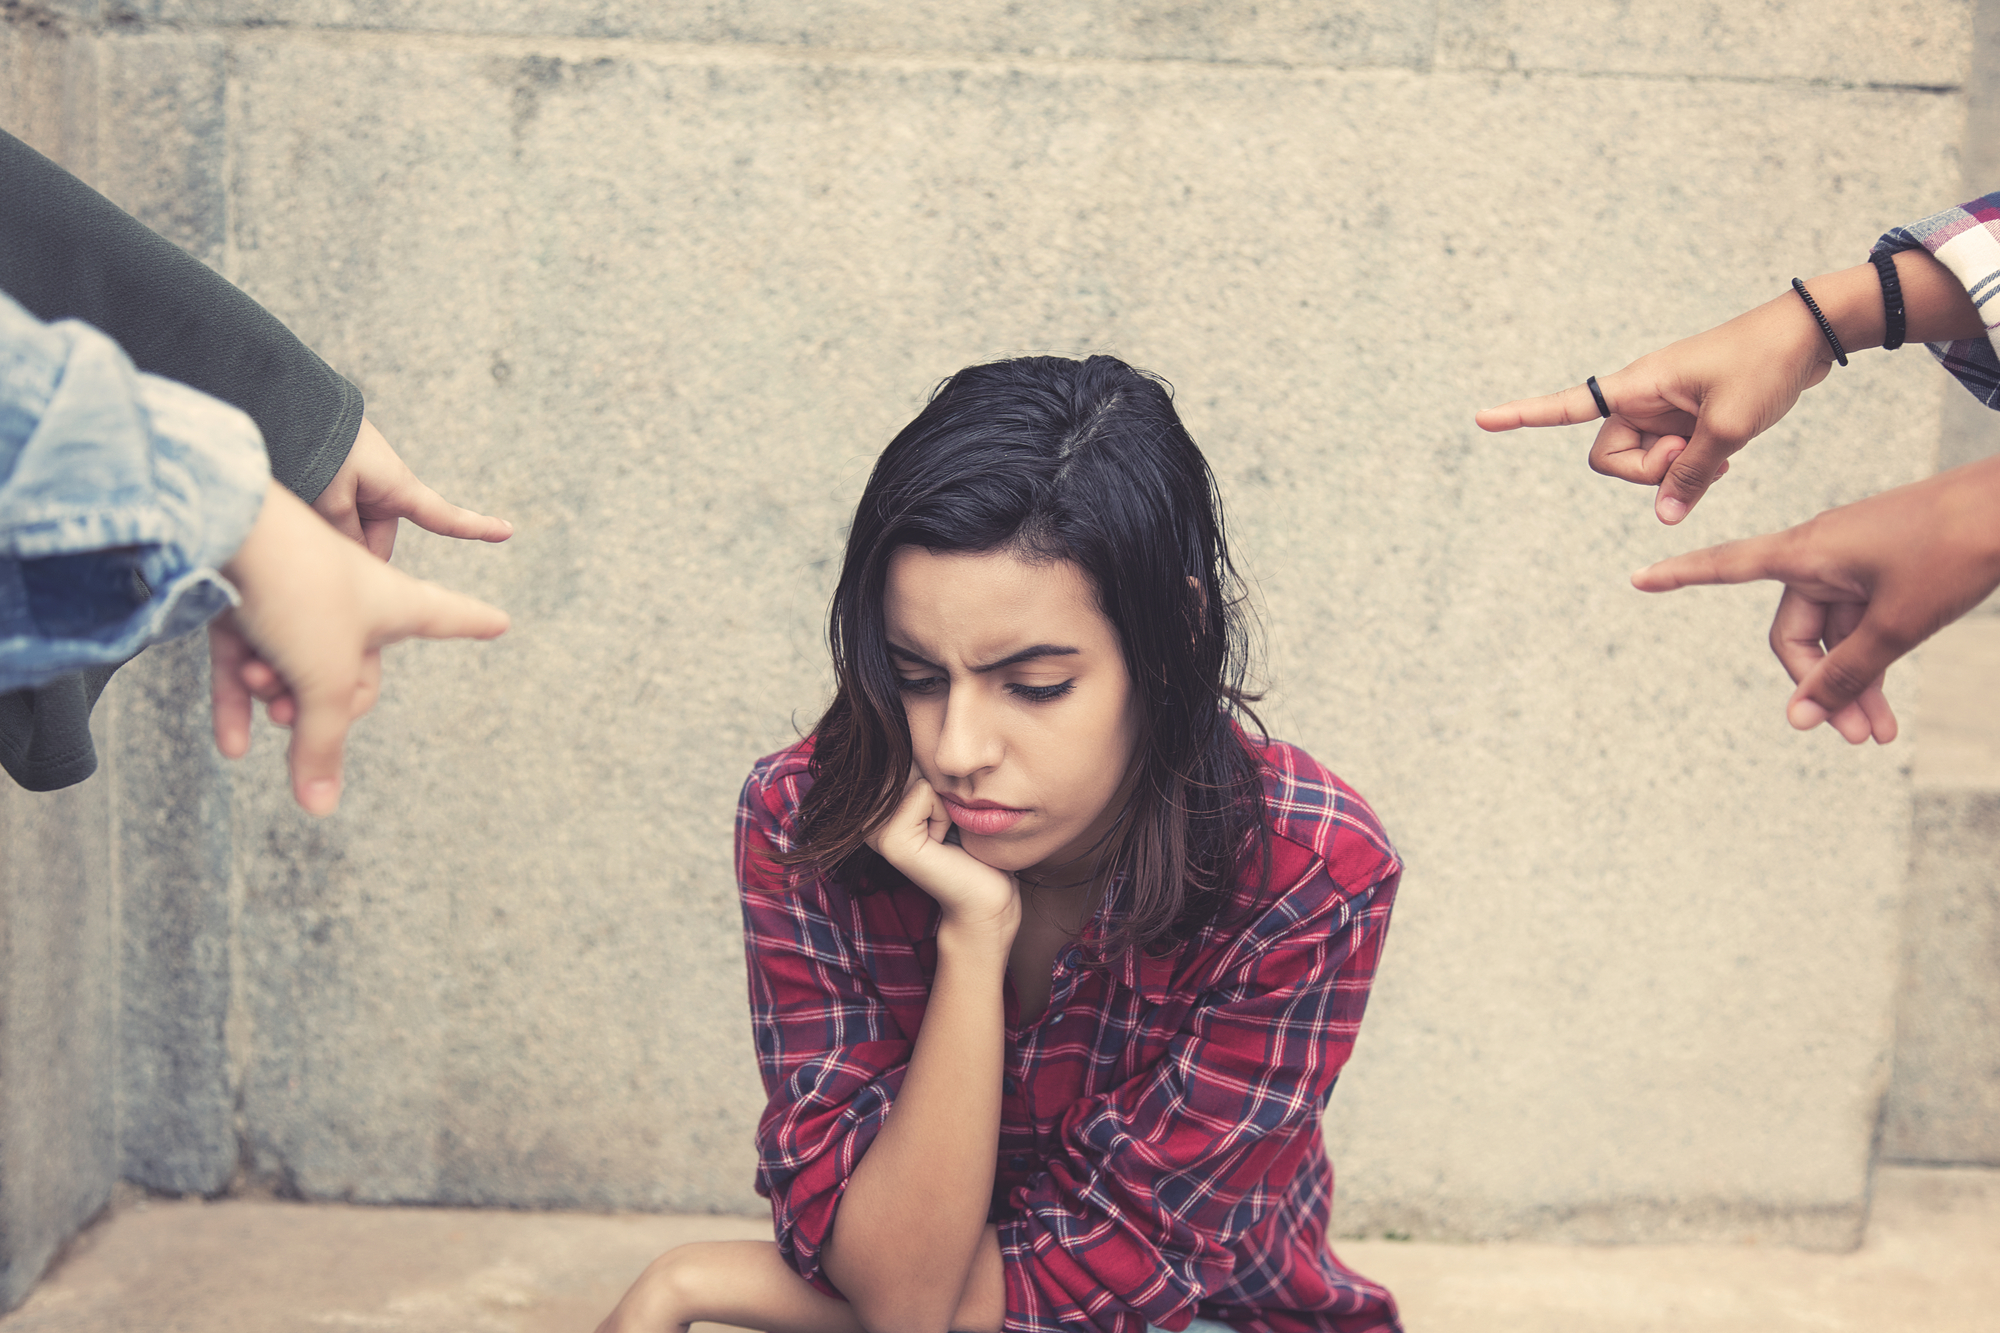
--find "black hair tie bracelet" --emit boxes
[1870,250,1907,351]
[1792,278,1848,366]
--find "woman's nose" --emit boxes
[932,685,1002,778]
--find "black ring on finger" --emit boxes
[1586,375,1611,420]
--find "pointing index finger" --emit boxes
[1475,384,1604,433]
[1631,531,1789,592]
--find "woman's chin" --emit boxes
[954,827,1046,873]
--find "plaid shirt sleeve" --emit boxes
[737,751,913,1296]
[1875,191,2000,408]
[998,830,1400,1332]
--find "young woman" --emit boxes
[596,355,1402,1333]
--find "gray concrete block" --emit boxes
[0,778,118,1310]
[106,639,237,1197]
[117,1,1435,67]
[0,10,99,182]
[1438,0,1970,85]
[1913,615,2000,787]
[91,33,230,269]
[1881,792,2000,1164]
[179,26,1961,1240]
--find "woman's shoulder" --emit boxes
[1241,732,1400,893]
[738,736,818,851]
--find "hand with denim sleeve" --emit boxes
[210,480,508,815]
[236,415,513,730]
[1,293,508,813]
[2,294,268,692]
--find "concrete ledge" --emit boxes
[0,1167,1994,1333]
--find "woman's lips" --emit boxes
[941,795,1028,836]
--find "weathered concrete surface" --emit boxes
[108,638,236,1196]
[1437,0,1970,84]
[3,1166,1997,1333]
[1889,601,2000,1165]
[179,30,1959,1239]
[0,0,1986,1290]
[1883,791,2000,1164]
[1869,0,2000,1169]
[0,778,116,1311]
[122,0,1440,66]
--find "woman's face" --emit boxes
[883,545,1143,877]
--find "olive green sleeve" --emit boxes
[0,127,363,500]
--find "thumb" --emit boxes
[285,683,353,815]
[1788,616,1903,732]
[1654,414,1744,525]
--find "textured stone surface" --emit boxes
[1881,792,2000,1163]
[107,639,237,1196]
[0,6,96,175]
[4,1167,1999,1333]
[1877,0,2000,1169]
[118,0,1436,66]
[0,778,117,1310]
[0,0,1988,1281]
[1912,612,2000,788]
[1438,0,1971,84]
[172,28,1960,1237]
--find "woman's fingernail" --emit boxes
[305,779,341,814]
[1657,496,1689,524]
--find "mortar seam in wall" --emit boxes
[73,23,1966,96]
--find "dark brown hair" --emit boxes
[790,354,1266,958]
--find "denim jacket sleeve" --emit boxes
[1,292,269,692]
[1874,192,2000,409]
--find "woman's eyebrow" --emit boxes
[971,644,1079,673]
[886,643,942,670]
[885,642,1081,672]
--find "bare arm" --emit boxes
[819,779,1018,1333]
[591,779,1017,1333]
[1632,454,2000,742]
[1478,248,1986,523]
[592,1231,1005,1333]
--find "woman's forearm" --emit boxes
[595,1241,868,1333]
[821,921,1012,1333]
[1806,248,1985,356]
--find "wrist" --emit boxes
[936,911,1018,963]
[1799,263,1886,362]
[221,480,305,596]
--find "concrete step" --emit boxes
[1,1166,1994,1333]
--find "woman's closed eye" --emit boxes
[1008,679,1075,703]
[896,674,946,695]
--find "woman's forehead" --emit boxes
[882,547,1113,661]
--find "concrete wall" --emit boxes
[1,0,1993,1307]
[1879,0,2000,1169]
[0,778,115,1311]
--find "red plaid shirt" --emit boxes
[738,733,1402,1333]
